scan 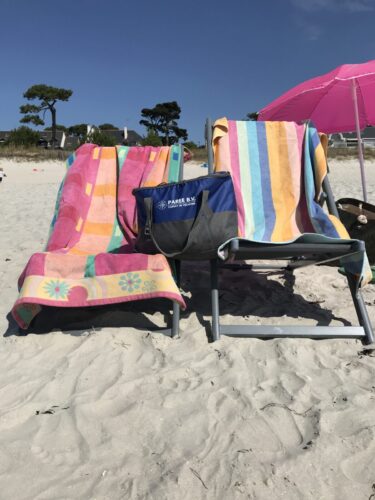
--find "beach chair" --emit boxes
[12,143,185,335]
[205,118,374,344]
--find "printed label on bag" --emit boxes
[157,197,196,210]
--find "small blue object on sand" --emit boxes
[201,162,208,168]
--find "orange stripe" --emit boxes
[101,147,116,159]
[67,247,90,256]
[328,215,350,238]
[83,221,114,236]
[266,122,295,242]
[93,184,116,197]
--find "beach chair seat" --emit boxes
[206,118,374,344]
[12,143,185,333]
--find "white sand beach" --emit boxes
[0,158,375,499]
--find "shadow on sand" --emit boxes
[4,261,351,340]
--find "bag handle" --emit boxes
[143,190,210,258]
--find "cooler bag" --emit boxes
[133,172,238,260]
[336,197,375,264]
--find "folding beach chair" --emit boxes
[205,118,374,344]
[12,143,185,336]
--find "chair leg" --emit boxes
[171,301,180,338]
[171,260,181,338]
[347,274,374,345]
[210,259,221,341]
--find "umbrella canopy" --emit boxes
[259,60,375,201]
[259,60,375,134]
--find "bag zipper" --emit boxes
[133,171,231,193]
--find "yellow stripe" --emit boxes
[75,217,83,232]
[67,247,89,256]
[328,215,350,238]
[85,183,93,196]
[83,221,114,236]
[149,151,156,162]
[93,184,116,197]
[266,122,296,242]
[92,147,100,159]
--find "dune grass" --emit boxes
[328,147,375,160]
[0,146,72,162]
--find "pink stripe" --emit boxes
[117,147,156,244]
[228,121,245,237]
[46,144,101,252]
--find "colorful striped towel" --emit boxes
[12,143,185,329]
[213,118,372,287]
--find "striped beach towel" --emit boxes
[213,118,372,287]
[12,143,185,329]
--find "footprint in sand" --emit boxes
[233,404,320,456]
[31,405,86,466]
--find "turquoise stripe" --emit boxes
[247,121,265,240]
[168,144,181,182]
[237,122,254,238]
[304,127,340,238]
[84,255,96,277]
[117,146,129,173]
[107,146,130,251]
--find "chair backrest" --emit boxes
[206,117,347,242]
[46,143,183,254]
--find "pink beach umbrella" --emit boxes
[259,60,375,201]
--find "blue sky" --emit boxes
[0,0,374,143]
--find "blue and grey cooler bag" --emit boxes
[133,172,238,260]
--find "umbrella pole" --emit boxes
[351,78,367,202]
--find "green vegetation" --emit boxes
[20,84,73,148]
[141,130,163,146]
[6,126,40,146]
[44,124,67,132]
[3,90,197,157]
[88,129,117,146]
[0,145,71,161]
[140,101,188,145]
[328,147,375,160]
[98,123,119,130]
[68,124,88,142]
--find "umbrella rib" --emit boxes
[305,80,336,127]
[356,78,369,127]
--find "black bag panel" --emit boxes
[134,174,238,260]
[135,218,194,256]
[336,197,375,264]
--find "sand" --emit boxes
[0,157,375,499]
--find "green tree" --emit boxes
[246,112,259,121]
[89,130,116,146]
[7,126,40,146]
[140,101,188,145]
[141,130,163,146]
[20,84,73,148]
[44,124,67,132]
[183,141,198,149]
[68,124,88,141]
[98,123,119,131]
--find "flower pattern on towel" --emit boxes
[43,279,70,299]
[142,280,157,293]
[119,273,142,293]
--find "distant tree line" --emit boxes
[2,122,121,147]
[2,84,191,148]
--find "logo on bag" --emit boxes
[157,200,168,210]
[157,197,196,210]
